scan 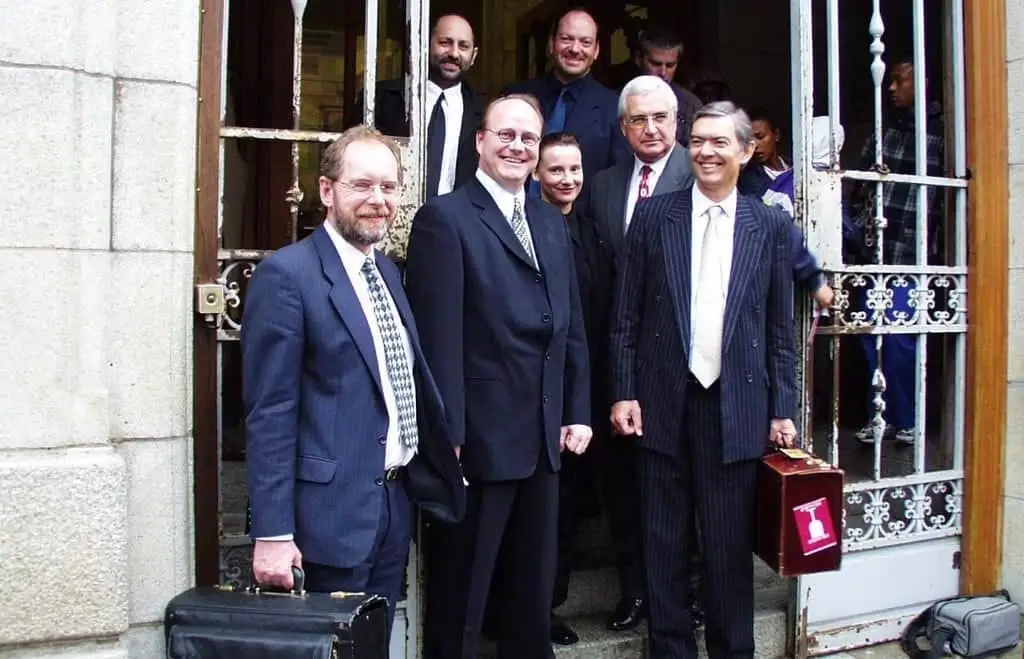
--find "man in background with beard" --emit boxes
[369,13,485,198]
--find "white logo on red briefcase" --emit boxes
[793,497,838,556]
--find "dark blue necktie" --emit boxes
[529,87,569,198]
[426,95,446,198]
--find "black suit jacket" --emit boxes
[608,184,797,464]
[404,178,591,482]
[369,79,485,191]
[580,146,692,255]
[566,206,615,422]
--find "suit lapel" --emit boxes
[456,85,483,175]
[609,161,632,244]
[312,227,384,396]
[662,190,694,358]
[721,196,766,351]
[468,179,537,270]
[375,251,418,345]
[652,147,693,196]
[525,196,558,283]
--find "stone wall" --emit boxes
[0,1,198,657]
[1003,0,1024,602]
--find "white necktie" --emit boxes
[691,206,727,387]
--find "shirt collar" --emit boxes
[546,72,587,99]
[324,219,376,280]
[692,184,738,221]
[633,144,675,177]
[475,168,524,217]
[427,80,462,101]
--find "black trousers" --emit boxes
[639,380,759,659]
[596,428,646,599]
[424,465,559,659]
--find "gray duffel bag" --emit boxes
[901,590,1020,658]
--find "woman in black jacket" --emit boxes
[533,132,615,646]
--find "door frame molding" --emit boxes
[192,0,225,586]
[961,0,1009,595]
[190,0,1012,595]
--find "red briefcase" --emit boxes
[755,448,844,577]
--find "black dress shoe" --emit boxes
[606,597,647,631]
[550,615,579,645]
[690,602,705,631]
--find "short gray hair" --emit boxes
[617,75,678,119]
[692,101,754,145]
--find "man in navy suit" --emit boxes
[609,101,798,658]
[405,94,593,659]
[503,8,628,196]
[242,125,465,635]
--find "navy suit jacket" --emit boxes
[242,226,466,569]
[609,184,798,464]
[404,178,591,482]
[502,74,629,187]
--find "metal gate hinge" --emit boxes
[195,282,226,326]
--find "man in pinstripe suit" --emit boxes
[608,101,798,658]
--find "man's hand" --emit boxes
[253,539,303,590]
[770,418,798,448]
[814,284,834,310]
[454,445,461,460]
[611,400,643,436]
[560,424,593,455]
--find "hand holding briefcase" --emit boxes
[164,567,389,658]
[755,448,844,577]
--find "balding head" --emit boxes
[429,14,477,87]
[549,9,599,83]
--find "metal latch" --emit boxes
[195,283,225,325]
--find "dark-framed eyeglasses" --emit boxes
[483,128,541,147]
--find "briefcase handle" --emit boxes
[248,566,306,597]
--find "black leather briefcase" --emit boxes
[164,568,389,658]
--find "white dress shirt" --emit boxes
[325,220,417,471]
[426,81,464,196]
[474,169,536,252]
[689,185,737,352]
[624,145,675,232]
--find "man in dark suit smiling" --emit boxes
[406,93,592,659]
[609,101,798,658]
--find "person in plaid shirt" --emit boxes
[848,58,945,445]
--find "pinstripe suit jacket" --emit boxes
[608,184,798,464]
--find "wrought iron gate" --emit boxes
[789,0,968,653]
[194,0,430,657]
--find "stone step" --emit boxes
[480,603,788,658]
[556,555,789,619]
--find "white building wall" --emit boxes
[1004,0,1024,603]
[0,1,199,657]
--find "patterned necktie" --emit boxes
[636,165,653,202]
[690,205,727,388]
[361,258,418,450]
[511,197,537,267]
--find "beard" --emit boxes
[334,214,390,248]
[429,56,464,83]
